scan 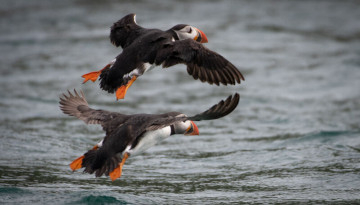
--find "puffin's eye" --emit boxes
[188,27,192,33]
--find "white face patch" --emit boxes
[181,121,192,132]
[175,26,198,40]
[134,14,137,24]
[171,120,192,134]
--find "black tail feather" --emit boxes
[82,150,98,174]
[82,148,122,178]
[99,68,118,93]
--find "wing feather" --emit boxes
[156,39,244,86]
[59,90,128,134]
[188,93,240,121]
[145,93,240,130]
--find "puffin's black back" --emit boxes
[100,29,173,93]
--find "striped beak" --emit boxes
[185,121,199,136]
[194,27,208,43]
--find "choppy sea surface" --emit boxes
[1,0,360,204]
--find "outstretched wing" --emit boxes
[146,93,240,131]
[188,93,240,121]
[155,39,245,86]
[59,90,129,134]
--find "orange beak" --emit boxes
[194,28,208,43]
[185,121,200,136]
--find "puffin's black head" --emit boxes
[110,13,141,47]
[169,24,208,43]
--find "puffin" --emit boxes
[82,13,244,100]
[59,90,240,181]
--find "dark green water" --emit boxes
[1,0,360,204]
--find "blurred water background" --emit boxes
[1,0,360,204]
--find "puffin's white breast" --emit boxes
[128,126,171,156]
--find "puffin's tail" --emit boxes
[99,67,118,94]
[69,145,99,171]
[99,67,136,100]
[79,148,123,179]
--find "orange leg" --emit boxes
[115,76,137,100]
[82,63,111,84]
[109,153,129,181]
[69,145,99,171]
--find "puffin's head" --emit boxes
[173,120,199,136]
[110,13,140,47]
[170,24,208,43]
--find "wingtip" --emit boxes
[233,93,240,107]
[234,92,240,101]
[60,89,85,100]
[80,90,85,99]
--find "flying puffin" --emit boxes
[59,90,240,181]
[82,13,245,100]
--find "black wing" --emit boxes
[155,39,245,86]
[59,90,129,135]
[188,93,240,121]
[146,93,240,131]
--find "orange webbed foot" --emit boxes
[70,155,84,171]
[82,71,101,83]
[82,63,113,84]
[115,76,137,100]
[109,165,122,181]
[109,153,129,181]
